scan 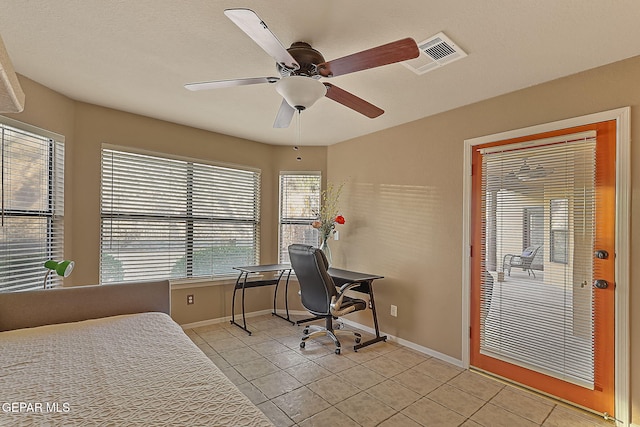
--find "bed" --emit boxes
[0,281,274,426]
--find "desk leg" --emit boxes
[271,270,294,324]
[284,270,291,320]
[230,272,252,335]
[296,315,323,326]
[354,280,387,351]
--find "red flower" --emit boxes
[335,215,345,225]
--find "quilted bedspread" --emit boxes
[0,312,273,426]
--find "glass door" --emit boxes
[470,121,616,415]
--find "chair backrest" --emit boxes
[521,245,541,260]
[519,245,541,268]
[288,244,338,316]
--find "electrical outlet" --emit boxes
[187,294,194,305]
[390,304,398,317]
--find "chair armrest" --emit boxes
[338,281,362,294]
[330,282,364,314]
[503,254,521,264]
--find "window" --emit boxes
[523,207,544,249]
[278,172,320,263]
[0,118,65,292]
[523,206,544,270]
[550,198,569,264]
[100,148,260,283]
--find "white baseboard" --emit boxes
[286,310,464,367]
[196,308,465,368]
[179,309,273,330]
[335,314,464,368]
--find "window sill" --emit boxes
[170,276,238,290]
[169,273,279,290]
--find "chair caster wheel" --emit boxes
[335,348,341,355]
[300,342,305,349]
[303,328,309,335]
[355,338,361,344]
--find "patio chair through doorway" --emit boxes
[502,245,541,278]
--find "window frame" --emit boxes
[0,116,65,292]
[550,198,569,264]
[522,206,544,250]
[100,146,261,283]
[278,171,321,263]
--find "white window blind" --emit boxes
[101,148,260,283]
[479,131,597,388]
[278,172,320,263]
[0,119,65,292]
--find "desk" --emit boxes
[231,264,293,335]
[329,268,386,351]
[297,267,386,351]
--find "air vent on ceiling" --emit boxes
[402,32,467,75]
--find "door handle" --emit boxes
[593,279,609,289]
[594,250,609,259]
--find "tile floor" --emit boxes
[185,314,613,427]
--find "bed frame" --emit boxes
[0,280,275,426]
[0,280,170,332]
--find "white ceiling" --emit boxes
[2,1,640,146]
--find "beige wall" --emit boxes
[4,53,639,422]
[327,55,640,424]
[2,75,327,326]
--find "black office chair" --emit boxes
[288,244,366,354]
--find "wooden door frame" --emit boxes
[461,107,630,426]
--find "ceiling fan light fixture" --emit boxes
[514,160,553,181]
[275,76,326,110]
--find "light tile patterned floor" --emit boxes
[185,314,613,427]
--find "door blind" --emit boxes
[479,131,597,388]
[0,120,65,292]
[100,148,260,283]
[278,172,320,263]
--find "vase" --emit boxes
[319,237,332,266]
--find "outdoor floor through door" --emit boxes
[470,120,616,417]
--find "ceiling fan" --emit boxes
[185,8,420,128]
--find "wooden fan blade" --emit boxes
[224,8,299,71]
[318,38,419,77]
[273,98,296,128]
[184,77,279,91]
[323,83,384,118]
